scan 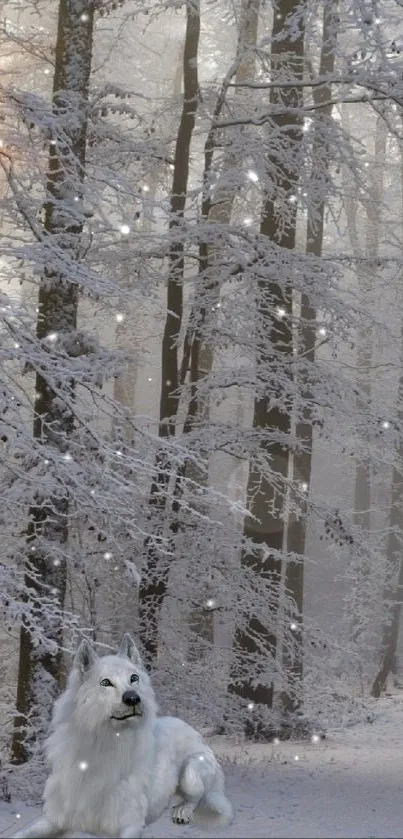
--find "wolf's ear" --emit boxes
[117,633,142,665]
[74,638,98,673]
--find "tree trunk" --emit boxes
[282,0,339,717]
[228,0,305,734]
[112,52,184,439]
[139,0,200,666]
[371,387,403,697]
[371,139,403,698]
[12,0,94,763]
[184,0,261,662]
[343,112,387,641]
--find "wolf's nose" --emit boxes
[122,689,141,706]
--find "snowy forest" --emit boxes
[1,0,403,804]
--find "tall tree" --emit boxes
[182,0,261,661]
[139,0,201,666]
[282,0,339,716]
[371,138,403,698]
[11,0,95,763]
[229,0,305,734]
[343,112,387,642]
[371,344,403,697]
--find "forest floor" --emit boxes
[1,692,403,838]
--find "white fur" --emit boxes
[14,635,233,839]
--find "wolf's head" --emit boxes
[66,634,158,733]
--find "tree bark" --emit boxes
[371,388,403,697]
[282,0,339,717]
[183,0,261,662]
[112,51,184,440]
[228,0,305,734]
[12,0,94,763]
[342,112,387,642]
[139,0,200,667]
[371,139,403,698]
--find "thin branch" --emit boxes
[213,93,389,129]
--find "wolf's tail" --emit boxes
[196,788,234,826]
[181,752,233,828]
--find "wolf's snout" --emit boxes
[122,689,141,706]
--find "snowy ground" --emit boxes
[2,694,403,838]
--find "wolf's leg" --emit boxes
[172,753,216,825]
[13,815,61,839]
[118,776,150,839]
[119,788,147,838]
[62,833,99,838]
[119,822,145,839]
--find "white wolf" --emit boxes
[14,634,233,839]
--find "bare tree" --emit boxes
[343,112,387,642]
[180,0,261,661]
[139,0,201,666]
[283,0,339,716]
[229,0,305,734]
[371,354,403,697]
[11,0,95,763]
[371,139,403,698]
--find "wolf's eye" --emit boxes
[130,674,139,683]
[100,678,114,687]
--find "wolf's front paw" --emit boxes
[171,803,194,825]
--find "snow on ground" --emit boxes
[2,694,403,838]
